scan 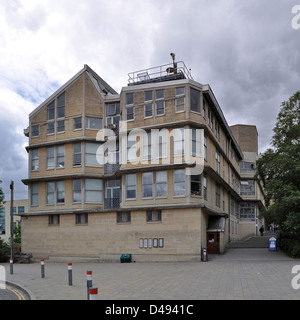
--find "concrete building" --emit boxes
[21,58,265,261]
[0,199,27,243]
[230,125,265,238]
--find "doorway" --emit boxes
[207,232,220,254]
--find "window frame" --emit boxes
[126,174,136,200]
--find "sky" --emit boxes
[0,0,299,200]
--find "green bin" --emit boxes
[120,254,132,263]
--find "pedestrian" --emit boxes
[259,225,264,236]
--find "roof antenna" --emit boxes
[168,53,177,74]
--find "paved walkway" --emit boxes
[2,248,300,300]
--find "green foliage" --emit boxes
[0,239,9,262]
[257,90,300,256]
[14,224,21,250]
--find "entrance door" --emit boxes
[207,232,220,254]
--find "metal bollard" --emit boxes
[10,258,13,275]
[89,287,98,300]
[87,271,92,300]
[68,263,73,286]
[41,259,45,278]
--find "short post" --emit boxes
[89,287,98,300]
[10,258,13,275]
[87,271,92,300]
[41,259,45,278]
[68,263,73,286]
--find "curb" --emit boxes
[6,281,36,300]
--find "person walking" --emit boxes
[259,225,264,236]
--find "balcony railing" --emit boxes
[104,198,121,209]
[104,163,121,175]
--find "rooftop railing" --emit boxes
[128,61,193,86]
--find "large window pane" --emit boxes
[126,174,136,199]
[85,179,102,203]
[56,181,65,204]
[174,169,186,197]
[190,88,201,113]
[142,172,153,198]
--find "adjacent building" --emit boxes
[0,199,27,243]
[21,59,265,261]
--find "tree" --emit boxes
[257,91,300,256]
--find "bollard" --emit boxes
[87,271,92,300]
[89,287,98,300]
[10,258,13,275]
[68,263,73,286]
[41,259,45,278]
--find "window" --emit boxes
[76,213,88,225]
[240,202,255,219]
[32,125,39,137]
[47,101,55,120]
[46,182,55,205]
[85,143,101,167]
[155,89,165,116]
[147,210,162,222]
[143,132,152,160]
[240,161,255,174]
[157,129,168,158]
[175,87,185,113]
[203,173,207,200]
[191,128,202,157]
[57,92,65,118]
[18,207,25,215]
[190,87,201,113]
[31,183,39,206]
[126,106,134,121]
[57,145,65,168]
[31,149,39,171]
[203,100,206,118]
[49,215,60,226]
[156,101,165,116]
[47,147,55,169]
[204,135,207,160]
[174,169,186,197]
[176,87,185,96]
[142,172,153,198]
[73,117,82,130]
[145,91,153,102]
[106,102,120,126]
[144,104,153,118]
[176,97,185,113]
[73,142,82,166]
[117,212,131,224]
[57,120,65,133]
[126,174,136,199]
[173,128,184,156]
[215,121,220,140]
[240,180,256,196]
[156,89,164,100]
[47,122,55,135]
[216,149,220,174]
[56,181,65,204]
[126,93,134,105]
[191,175,202,196]
[73,179,82,203]
[86,117,102,130]
[216,183,221,207]
[127,134,137,162]
[85,179,103,203]
[156,171,167,198]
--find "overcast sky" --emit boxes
[0,0,299,200]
